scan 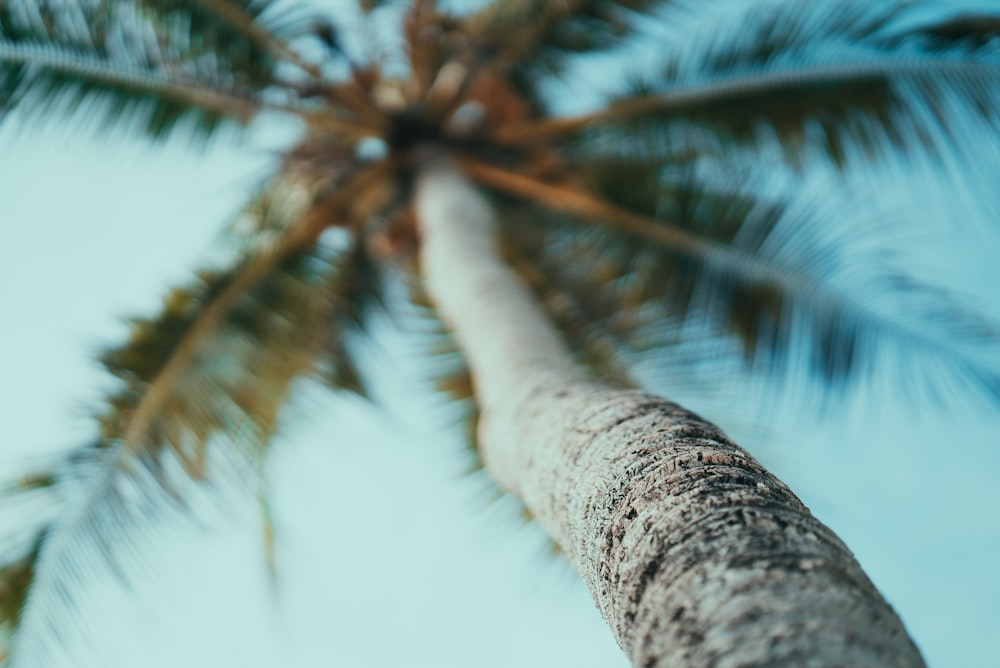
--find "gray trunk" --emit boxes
[415,161,925,667]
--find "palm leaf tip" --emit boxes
[0,527,47,617]
[0,551,36,660]
[0,467,63,664]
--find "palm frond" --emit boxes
[467,158,1000,406]
[499,1,1000,169]
[0,470,60,664]
[3,171,381,665]
[462,0,676,71]
[130,0,323,81]
[0,549,38,664]
[0,0,311,139]
[881,12,1000,52]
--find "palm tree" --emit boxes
[2,0,999,665]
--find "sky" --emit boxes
[2,2,1000,667]
[0,119,637,667]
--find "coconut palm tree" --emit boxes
[2,0,999,665]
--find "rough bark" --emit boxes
[415,161,925,668]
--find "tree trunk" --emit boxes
[415,160,925,668]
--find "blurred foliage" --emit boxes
[3,0,1000,663]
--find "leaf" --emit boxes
[883,12,1000,52]
[518,1,1000,169]
[476,158,1000,407]
[129,0,322,83]
[463,0,677,71]
[0,0,305,140]
[0,546,40,663]
[3,170,380,664]
[0,466,63,663]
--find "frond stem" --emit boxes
[458,156,710,258]
[299,107,383,139]
[120,162,393,450]
[492,56,1000,143]
[1,42,261,120]
[458,155,828,323]
[1,42,374,132]
[122,246,303,449]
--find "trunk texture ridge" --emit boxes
[415,162,925,668]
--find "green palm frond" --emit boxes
[498,1,1000,168]
[0,471,59,664]
[470,157,1000,405]
[131,0,322,81]
[2,169,379,665]
[0,547,39,664]
[0,0,314,139]
[874,10,1000,51]
[96,251,350,478]
[463,0,676,71]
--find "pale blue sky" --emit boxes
[2,2,1000,667]
[0,117,638,667]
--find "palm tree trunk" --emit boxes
[415,160,925,668]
